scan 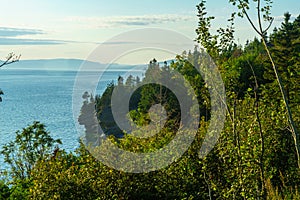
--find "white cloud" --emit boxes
[273,14,297,22]
[0,26,68,45]
[64,14,195,29]
[0,27,44,37]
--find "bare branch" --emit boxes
[263,17,274,34]
[257,0,264,33]
[238,0,263,36]
[0,53,21,68]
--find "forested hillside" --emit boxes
[0,2,299,200]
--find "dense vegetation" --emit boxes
[0,1,299,199]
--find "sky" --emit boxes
[0,0,299,64]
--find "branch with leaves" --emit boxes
[196,0,236,61]
[229,0,300,169]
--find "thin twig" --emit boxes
[0,53,21,68]
[238,0,263,36]
[257,0,264,33]
[264,17,274,33]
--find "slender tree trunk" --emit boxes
[261,38,300,169]
[238,0,300,169]
[248,60,266,198]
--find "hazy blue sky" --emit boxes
[0,0,299,63]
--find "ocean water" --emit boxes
[0,67,144,170]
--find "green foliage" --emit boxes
[8,179,31,200]
[29,148,102,199]
[28,139,210,199]
[31,28,300,197]
[195,1,300,197]
[266,13,300,107]
[196,0,236,61]
[1,2,300,199]
[0,121,62,181]
[0,180,10,199]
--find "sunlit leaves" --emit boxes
[0,122,62,181]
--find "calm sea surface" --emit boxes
[0,68,144,170]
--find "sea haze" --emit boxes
[0,59,146,170]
